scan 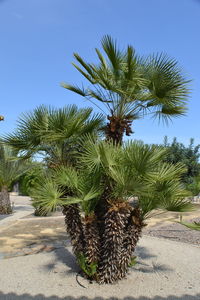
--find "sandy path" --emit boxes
[0,236,199,300]
[1,197,200,299]
[0,196,33,230]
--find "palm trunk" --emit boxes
[119,207,145,279]
[97,202,130,284]
[94,185,110,237]
[84,213,100,265]
[105,115,133,145]
[0,186,12,214]
[62,204,85,255]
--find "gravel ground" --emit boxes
[144,217,200,245]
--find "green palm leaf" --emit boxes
[0,144,32,189]
[4,105,104,165]
[54,166,79,191]
[63,35,190,129]
[30,179,65,215]
[178,221,200,231]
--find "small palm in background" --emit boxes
[19,163,44,196]
[0,144,31,214]
[18,163,47,216]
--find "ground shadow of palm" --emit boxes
[42,246,80,275]
[42,244,172,276]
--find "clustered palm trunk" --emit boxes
[97,202,131,283]
[62,197,144,283]
[83,213,100,266]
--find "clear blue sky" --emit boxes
[0,0,199,145]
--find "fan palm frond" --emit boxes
[178,221,200,231]
[80,138,119,173]
[4,105,104,164]
[54,166,79,191]
[160,196,194,212]
[148,162,187,183]
[123,141,166,176]
[30,179,65,215]
[139,161,192,218]
[0,144,32,188]
[63,36,190,133]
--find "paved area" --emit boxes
[0,217,66,259]
[0,236,199,299]
[0,196,200,299]
[0,196,65,258]
[0,196,200,259]
[144,204,200,227]
[0,195,34,229]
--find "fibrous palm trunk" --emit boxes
[105,115,133,145]
[63,202,144,284]
[84,213,100,265]
[0,186,12,214]
[97,202,131,284]
[62,204,85,255]
[119,206,145,279]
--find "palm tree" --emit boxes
[4,105,104,165]
[62,36,190,145]
[4,105,104,243]
[0,144,31,214]
[30,139,192,283]
[4,37,192,283]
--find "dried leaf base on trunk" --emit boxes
[62,204,85,255]
[79,214,100,280]
[96,202,130,283]
[96,203,144,284]
[118,207,145,280]
[83,214,100,264]
[105,116,133,145]
[62,202,144,284]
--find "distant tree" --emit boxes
[185,175,200,196]
[162,136,200,184]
